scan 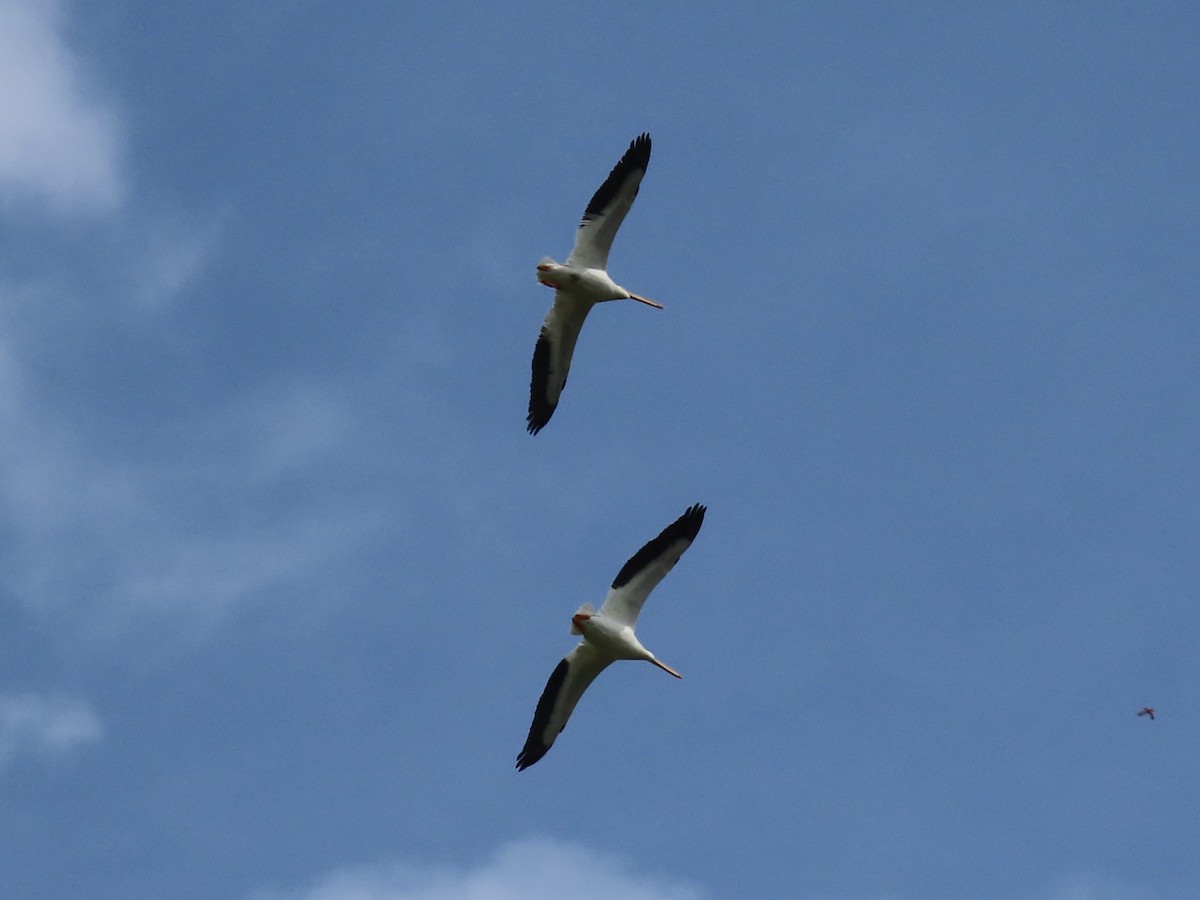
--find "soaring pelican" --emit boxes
[516,504,706,770]
[527,133,662,435]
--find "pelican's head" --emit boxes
[570,611,593,636]
[536,258,563,289]
[570,602,596,635]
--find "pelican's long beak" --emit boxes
[650,658,682,679]
[629,293,664,310]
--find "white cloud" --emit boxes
[254,838,705,900]
[0,691,102,768]
[0,0,124,214]
[1046,872,1160,900]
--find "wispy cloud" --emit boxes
[0,370,374,637]
[129,214,223,309]
[253,838,705,900]
[0,1,389,647]
[0,691,102,768]
[1046,873,1160,900]
[0,0,345,641]
[0,0,124,215]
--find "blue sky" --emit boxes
[1,1,1197,898]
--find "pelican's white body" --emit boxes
[536,258,636,304]
[573,608,659,664]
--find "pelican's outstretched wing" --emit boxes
[598,504,706,628]
[527,292,591,434]
[565,133,651,271]
[517,642,612,770]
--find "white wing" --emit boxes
[565,133,651,271]
[527,291,592,434]
[516,641,612,770]
[598,504,706,628]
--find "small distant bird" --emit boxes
[1137,706,1156,720]
[517,504,706,770]
[527,133,662,434]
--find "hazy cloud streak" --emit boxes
[0,0,124,214]
[0,691,102,768]
[253,838,705,900]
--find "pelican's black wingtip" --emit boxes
[677,503,707,537]
[526,406,554,434]
[515,751,540,771]
[618,133,651,174]
[629,131,651,157]
[516,745,549,770]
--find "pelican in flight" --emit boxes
[516,504,706,770]
[1137,706,1156,720]
[527,132,662,435]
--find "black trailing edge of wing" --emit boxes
[526,327,557,434]
[517,657,570,770]
[580,133,651,224]
[611,504,706,590]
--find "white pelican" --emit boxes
[516,503,706,770]
[527,132,662,435]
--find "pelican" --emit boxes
[527,132,662,435]
[1137,706,1156,720]
[516,504,706,770]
